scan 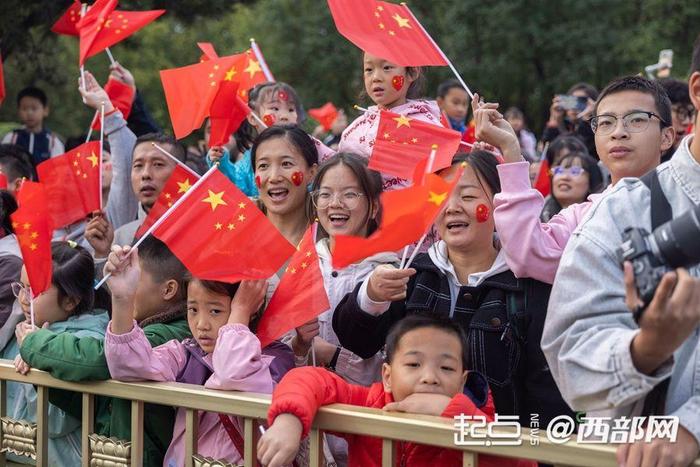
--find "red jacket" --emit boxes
[268,367,536,467]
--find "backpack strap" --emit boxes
[640,169,672,229]
[638,169,672,416]
[505,281,528,344]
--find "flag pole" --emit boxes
[29,288,35,328]
[99,102,105,209]
[79,3,88,103]
[400,3,474,99]
[250,111,268,129]
[403,233,427,270]
[105,47,117,66]
[94,164,220,289]
[249,38,275,82]
[151,142,200,178]
[425,144,438,174]
[399,246,409,269]
[85,111,97,142]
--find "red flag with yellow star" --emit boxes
[327,0,447,67]
[51,0,82,36]
[256,225,329,348]
[135,163,200,239]
[208,79,251,147]
[369,109,462,181]
[332,164,462,268]
[36,142,101,229]
[160,53,243,139]
[77,0,164,66]
[309,102,339,131]
[11,182,53,296]
[234,49,267,103]
[152,169,295,282]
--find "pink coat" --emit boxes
[338,99,443,191]
[493,161,609,284]
[105,322,274,466]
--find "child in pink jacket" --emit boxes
[103,245,273,466]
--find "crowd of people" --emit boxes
[0,13,698,467]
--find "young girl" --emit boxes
[208,83,333,196]
[0,190,22,338]
[4,242,109,466]
[339,52,443,190]
[290,153,398,465]
[103,245,272,466]
[332,151,573,428]
[540,152,603,222]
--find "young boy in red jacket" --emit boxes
[257,314,536,467]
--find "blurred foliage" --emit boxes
[1,0,699,143]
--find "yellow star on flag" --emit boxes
[393,114,411,128]
[23,223,31,230]
[225,67,237,81]
[392,13,411,28]
[30,232,38,239]
[301,262,308,269]
[30,243,38,251]
[177,179,192,194]
[165,193,172,199]
[238,214,246,222]
[227,223,235,230]
[215,222,223,230]
[244,59,262,78]
[238,202,246,209]
[202,190,227,211]
[87,152,99,168]
[428,191,447,206]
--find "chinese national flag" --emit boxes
[309,102,339,131]
[0,52,5,106]
[152,169,295,282]
[332,165,461,268]
[52,0,82,36]
[77,0,165,66]
[91,77,135,130]
[533,159,551,197]
[233,49,267,103]
[135,164,200,239]
[256,225,329,348]
[369,110,462,181]
[327,0,447,67]
[208,80,251,147]
[36,142,101,229]
[160,54,242,139]
[11,182,53,296]
[198,42,219,62]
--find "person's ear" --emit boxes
[689,71,700,123]
[381,362,392,393]
[405,67,420,85]
[43,105,50,118]
[436,96,445,108]
[11,178,23,194]
[61,295,80,315]
[162,279,180,301]
[660,125,675,152]
[369,198,380,221]
[460,370,469,389]
[309,163,318,179]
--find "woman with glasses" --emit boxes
[282,153,396,465]
[540,153,604,222]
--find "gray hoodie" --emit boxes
[542,135,700,445]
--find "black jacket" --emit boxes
[332,253,573,426]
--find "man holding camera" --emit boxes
[542,38,700,466]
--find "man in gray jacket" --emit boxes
[543,39,700,466]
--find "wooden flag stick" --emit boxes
[250,111,268,129]
[403,233,427,270]
[401,3,474,99]
[249,38,275,82]
[99,102,105,209]
[151,143,200,178]
[105,48,117,66]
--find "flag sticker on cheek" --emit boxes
[291,171,304,186]
[391,75,405,91]
[476,204,490,223]
[255,175,262,188]
[263,114,276,126]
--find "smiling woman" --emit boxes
[540,152,603,222]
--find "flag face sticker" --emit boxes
[11,182,53,296]
[369,110,462,180]
[327,0,447,67]
[36,141,102,229]
[152,169,295,282]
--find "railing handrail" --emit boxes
[1,360,697,467]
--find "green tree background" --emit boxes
[1,0,699,142]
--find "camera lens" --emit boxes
[651,204,700,268]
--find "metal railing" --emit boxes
[0,360,697,467]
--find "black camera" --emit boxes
[617,204,700,310]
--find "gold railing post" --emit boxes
[35,385,48,467]
[462,451,477,467]
[185,408,198,467]
[130,400,144,466]
[81,393,94,467]
[381,438,395,467]
[308,427,322,467]
[243,417,255,467]
[0,380,6,467]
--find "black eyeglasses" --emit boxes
[589,111,668,135]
